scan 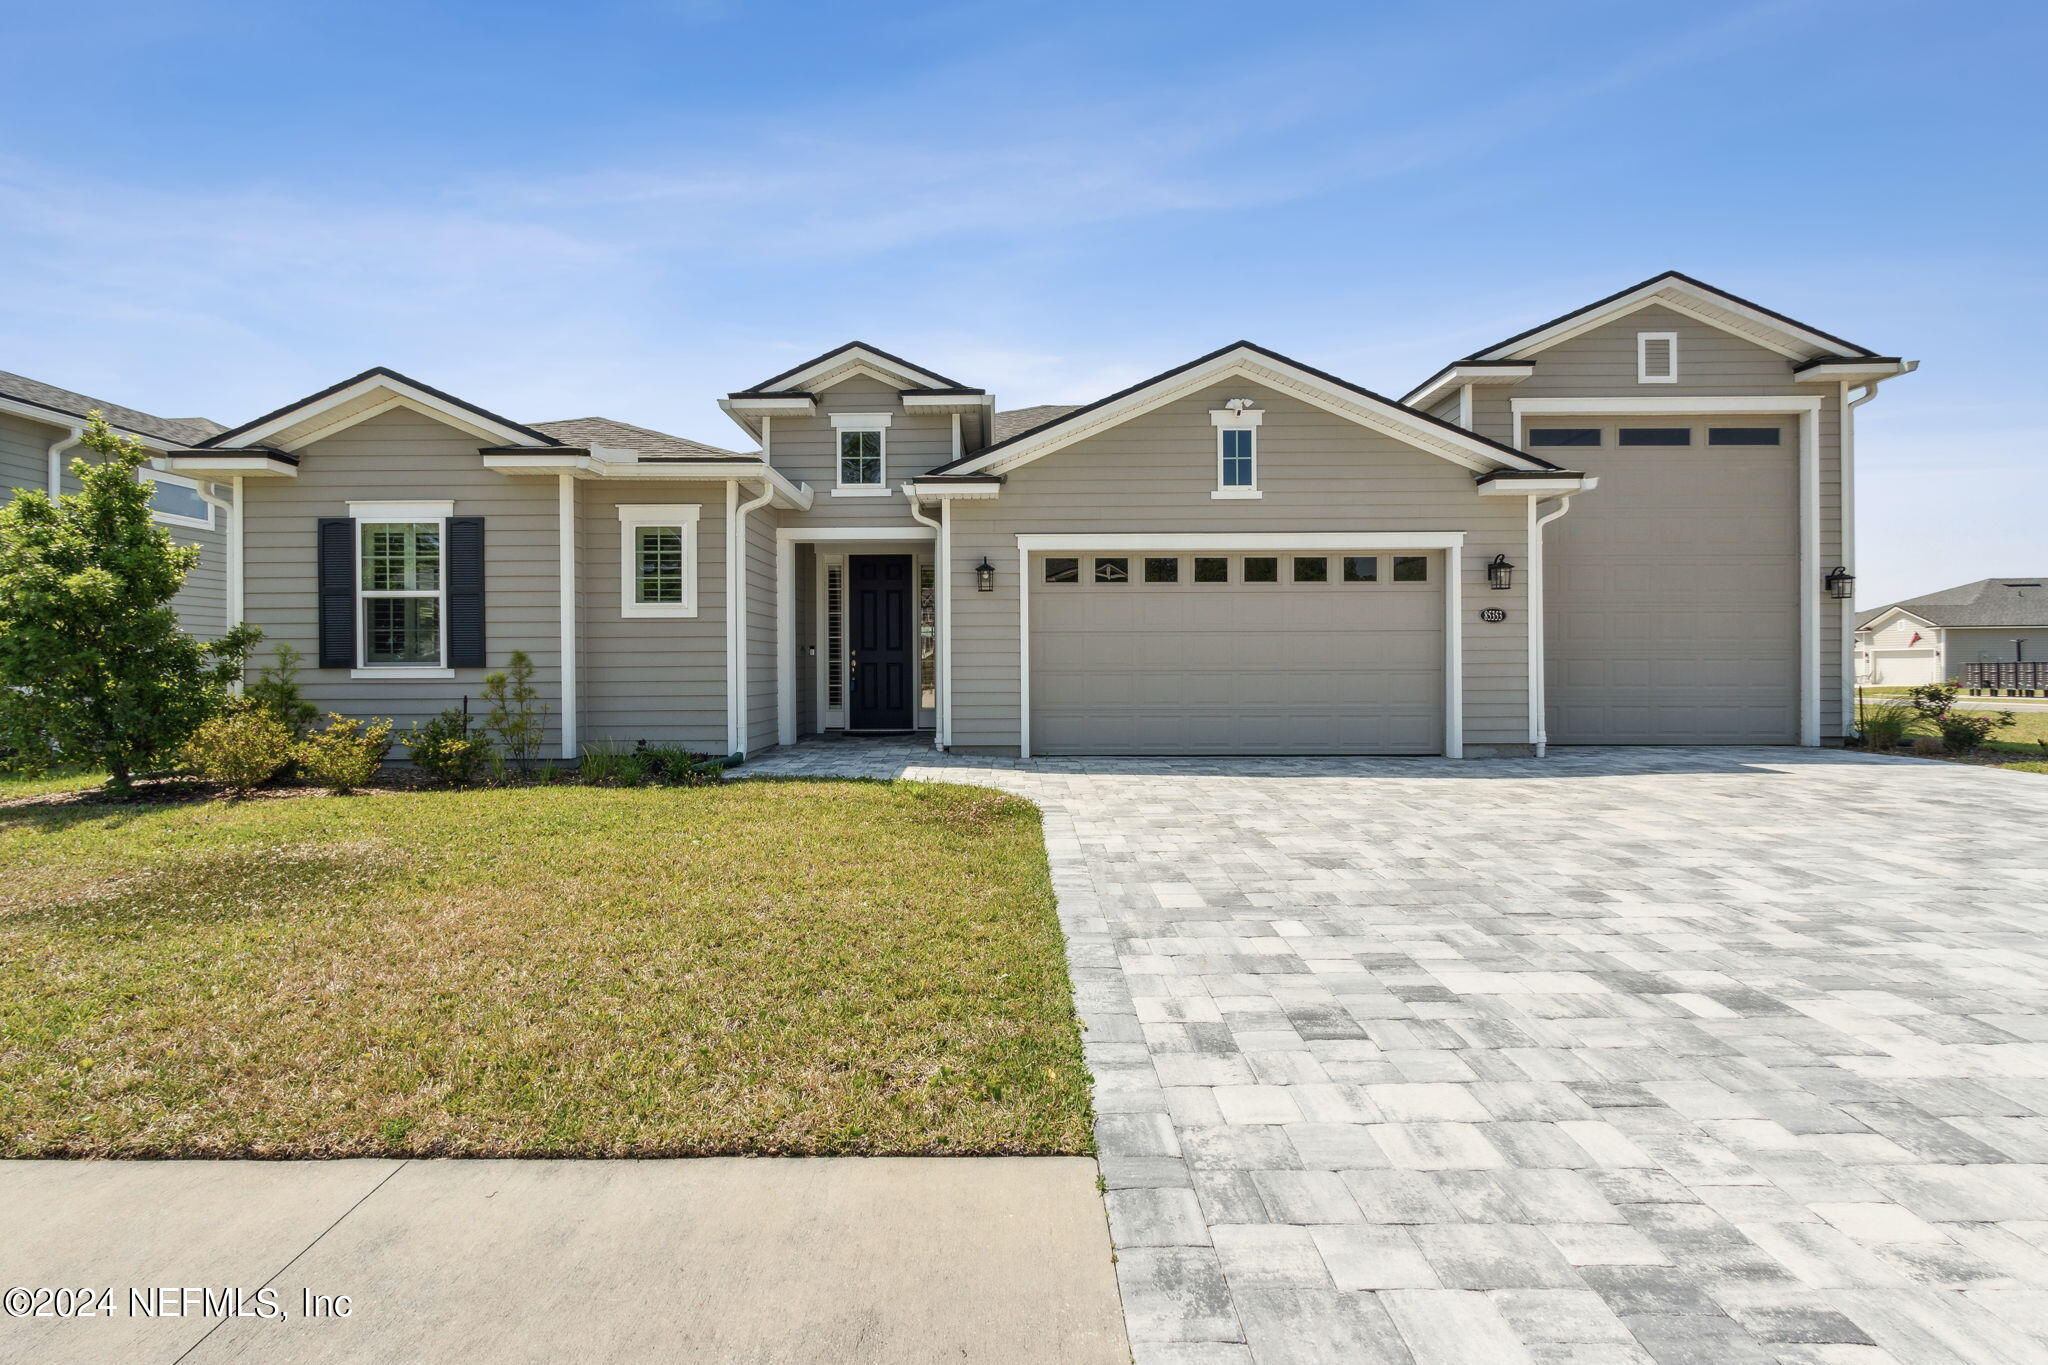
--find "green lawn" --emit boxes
[0,768,106,801]
[1856,689,2048,765]
[0,780,1091,1158]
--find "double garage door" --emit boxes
[1028,550,1443,755]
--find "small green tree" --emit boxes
[481,649,549,772]
[246,642,319,738]
[0,413,259,793]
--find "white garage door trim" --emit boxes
[1016,532,1465,759]
[1514,395,1822,747]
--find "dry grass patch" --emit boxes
[0,780,1091,1158]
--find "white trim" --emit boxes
[1214,416,1259,495]
[617,503,702,619]
[1470,276,1856,363]
[1511,395,1825,425]
[948,347,1548,479]
[350,667,454,680]
[903,481,1001,500]
[830,486,896,498]
[1017,532,1467,551]
[140,468,215,529]
[904,493,949,749]
[1477,477,1594,497]
[348,499,455,521]
[222,375,550,451]
[558,474,578,759]
[774,526,935,544]
[1636,331,1678,384]
[828,412,894,429]
[1444,544,1463,759]
[776,535,797,746]
[1527,494,1577,754]
[728,480,775,756]
[0,395,166,452]
[1457,384,1473,429]
[1794,359,1911,384]
[1210,489,1264,500]
[834,422,888,491]
[1400,363,1535,410]
[951,412,964,462]
[159,453,298,478]
[817,552,849,731]
[743,346,956,396]
[229,476,245,635]
[1018,551,1031,760]
[45,427,82,493]
[1857,605,1940,635]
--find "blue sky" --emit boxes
[3,0,2042,606]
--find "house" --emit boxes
[1,371,234,638]
[139,271,1912,759]
[1856,579,2048,685]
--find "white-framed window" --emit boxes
[357,515,445,667]
[1637,331,1678,383]
[820,553,847,728]
[617,503,701,618]
[829,412,892,496]
[142,469,213,529]
[1210,404,1263,499]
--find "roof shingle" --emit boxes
[1859,578,2048,630]
[0,369,226,447]
[530,417,746,460]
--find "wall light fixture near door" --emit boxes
[1824,566,1855,601]
[975,556,997,592]
[1486,553,1515,591]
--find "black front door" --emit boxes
[849,554,914,730]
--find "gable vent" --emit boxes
[1637,331,1678,383]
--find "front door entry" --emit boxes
[848,554,914,730]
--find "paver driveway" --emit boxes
[747,742,2048,1364]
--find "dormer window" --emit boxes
[1637,331,1678,384]
[1210,402,1263,499]
[829,412,892,496]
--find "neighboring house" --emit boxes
[1855,579,2048,685]
[141,270,1912,759]
[0,371,234,638]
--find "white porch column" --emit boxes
[558,473,578,759]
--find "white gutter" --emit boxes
[193,479,245,660]
[1527,493,1578,756]
[558,473,578,760]
[905,488,949,749]
[1840,364,1914,734]
[727,478,776,756]
[46,427,83,495]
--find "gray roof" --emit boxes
[530,417,745,460]
[991,405,1083,443]
[1858,578,2048,630]
[0,369,226,447]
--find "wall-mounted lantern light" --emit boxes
[975,556,996,592]
[1824,566,1855,601]
[1486,553,1515,591]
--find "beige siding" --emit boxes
[1862,615,1934,650]
[1497,305,1847,739]
[243,407,565,745]
[576,481,728,752]
[794,543,818,734]
[765,374,960,528]
[0,410,228,639]
[947,378,1532,752]
[746,505,778,752]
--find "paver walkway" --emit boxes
[748,741,2048,1364]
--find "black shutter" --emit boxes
[317,518,356,669]
[445,516,486,669]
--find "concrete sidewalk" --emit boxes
[0,1157,1128,1364]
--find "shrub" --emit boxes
[407,708,493,785]
[482,650,549,771]
[636,741,725,786]
[1855,700,1917,750]
[1932,708,2015,755]
[297,713,393,793]
[246,642,319,738]
[1906,682,1963,720]
[578,740,648,786]
[0,413,259,791]
[179,707,295,795]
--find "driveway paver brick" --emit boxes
[746,741,2048,1363]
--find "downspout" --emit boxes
[46,427,83,495]
[1527,492,1577,757]
[1840,367,1912,735]
[728,477,776,757]
[905,488,948,750]
[557,473,578,760]
[194,479,246,693]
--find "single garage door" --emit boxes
[1029,550,1443,755]
[1543,419,1798,744]
[1867,649,1940,686]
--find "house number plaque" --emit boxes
[1479,608,1508,623]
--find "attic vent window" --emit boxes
[1637,332,1678,384]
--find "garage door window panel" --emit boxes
[1044,557,1079,584]
[1619,428,1692,446]
[1393,556,1429,583]
[1193,557,1229,584]
[1093,557,1129,584]
[1144,557,1179,584]
[1244,557,1278,583]
[1344,556,1379,583]
[1292,557,1329,583]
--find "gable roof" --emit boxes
[200,366,563,450]
[730,341,970,397]
[0,369,226,447]
[930,340,1560,478]
[1448,270,1877,368]
[1858,578,2048,631]
[531,417,744,460]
